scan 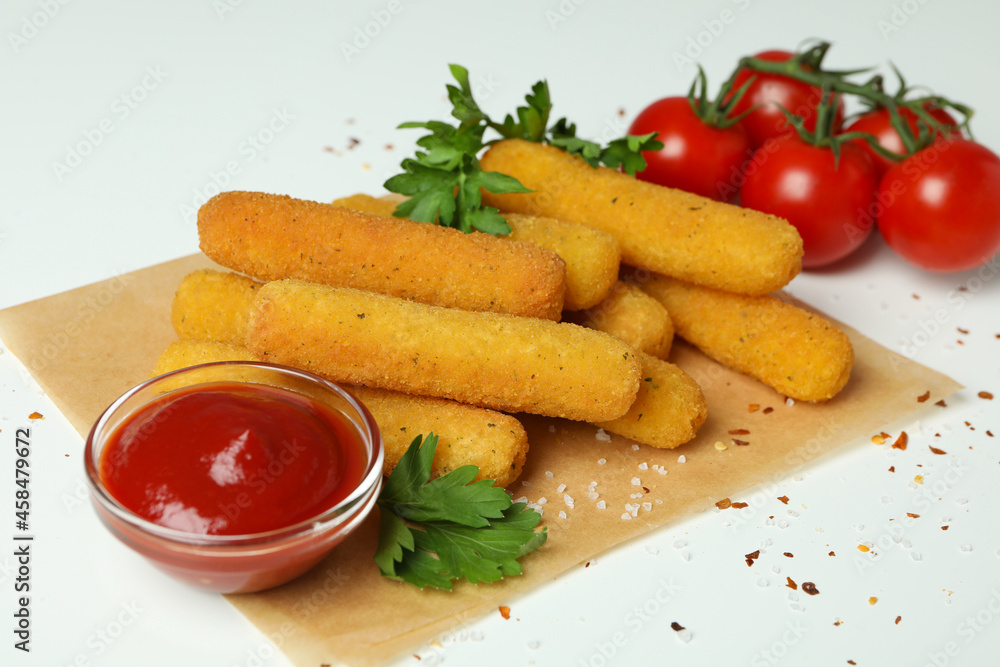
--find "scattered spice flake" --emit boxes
[929,446,947,455]
[888,466,895,473]
[777,496,789,505]
[28,412,43,420]
[895,615,902,625]
[958,327,969,334]
[917,391,931,403]
[829,551,836,557]
[988,431,995,438]
[715,498,732,510]
[848,661,857,665]
[941,525,950,531]
[731,502,749,509]
[347,137,360,149]
[763,406,774,414]
[728,428,750,435]
[915,475,924,484]
[802,582,819,595]
[746,550,760,566]
[869,597,878,605]
[906,513,920,519]
[834,620,843,626]
[732,439,750,446]
[957,340,965,346]
[935,399,947,407]
[786,577,798,590]
[979,391,994,400]
[857,544,870,553]
[912,293,920,300]
[892,432,908,450]
[784,552,794,558]
[499,606,510,620]
[670,621,685,632]
[749,403,760,413]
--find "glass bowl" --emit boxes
[84,361,383,594]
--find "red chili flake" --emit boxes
[786,577,797,590]
[802,582,819,595]
[892,432,908,450]
[385,143,394,150]
[732,439,750,446]
[347,137,361,149]
[746,550,760,566]
[322,146,334,153]
[499,605,511,620]
[958,328,969,334]
[957,340,965,346]
[979,391,994,400]
[941,526,950,531]
[671,621,685,632]
[763,407,774,414]
[888,466,895,472]
[731,502,749,509]
[895,615,902,625]
[777,496,789,504]
[642,486,650,494]
[988,431,994,438]
[912,293,920,300]
[848,661,857,665]
[28,412,44,420]
[829,551,836,557]
[784,552,794,558]
[906,513,920,518]
[929,446,947,455]
[917,391,931,403]
[729,428,750,435]
[936,399,948,407]
[716,498,732,510]
[585,561,591,568]
[834,620,843,626]
[749,403,760,413]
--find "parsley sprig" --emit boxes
[374,433,547,590]
[384,64,663,235]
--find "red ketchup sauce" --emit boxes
[99,381,367,535]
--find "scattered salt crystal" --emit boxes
[588,492,599,500]
[630,492,642,499]
[642,502,652,512]
[778,519,789,529]
[771,566,781,574]
[911,552,923,562]
[597,458,607,466]
[631,477,641,486]
[521,480,533,488]
[595,428,611,442]
[757,578,769,588]
[621,513,632,520]
[596,500,606,510]
[673,540,687,549]
[658,468,668,475]
[790,603,804,612]
[655,499,663,505]
[548,424,556,433]
[645,546,659,555]
[960,544,973,553]
[526,640,540,650]
[631,444,640,451]
[537,497,548,505]
[545,471,554,479]
[556,483,566,493]
[676,629,692,643]
[680,550,691,562]
[956,498,969,506]
[513,496,528,504]
[787,510,799,518]
[559,511,567,519]
[677,455,686,463]
[785,397,795,406]
[564,494,575,508]
[638,462,648,470]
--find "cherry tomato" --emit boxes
[845,104,962,177]
[877,137,1000,272]
[628,97,750,201]
[730,50,844,149]
[739,134,879,268]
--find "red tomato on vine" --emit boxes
[844,104,962,177]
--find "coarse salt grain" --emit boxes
[556,483,566,493]
[658,468,668,475]
[632,444,640,451]
[631,477,641,486]
[596,500,606,509]
[588,492,599,500]
[537,497,548,505]
[621,513,632,520]
[642,502,652,512]
[785,397,795,406]
[521,480,533,488]
[597,458,606,466]
[595,428,611,442]
[564,494,575,508]
[545,471,554,479]
[559,511,567,519]
[638,462,648,470]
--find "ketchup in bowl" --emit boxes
[85,362,383,594]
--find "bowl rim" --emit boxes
[84,360,385,547]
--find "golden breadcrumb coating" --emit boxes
[637,273,854,401]
[331,193,620,311]
[198,191,566,320]
[566,281,674,358]
[246,280,642,422]
[479,139,803,296]
[594,352,707,449]
[171,269,262,345]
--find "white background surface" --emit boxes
[2,1,999,665]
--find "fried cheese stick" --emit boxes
[150,338,529,487]
[331,193,620,311]
[478,139,803,296]
[198,191,567,320]
[246,279,642,422]
[171,269,261,344]
[564,281,674,358]
[593,352,707,449]
[636,273,854,401]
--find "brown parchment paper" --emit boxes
[0,253,963,667]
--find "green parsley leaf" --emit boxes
[374,433,547,590]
